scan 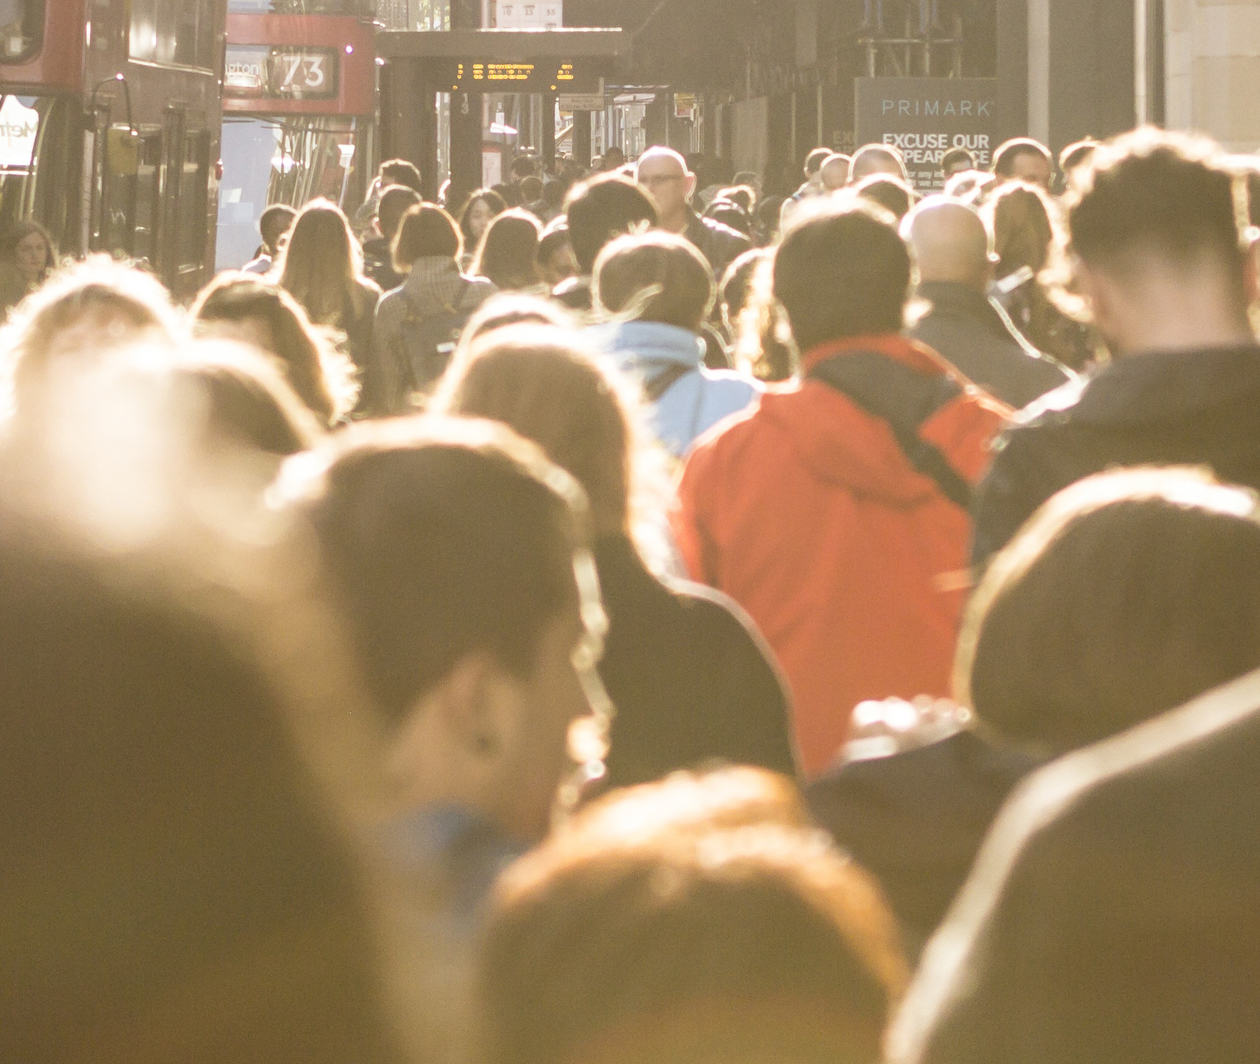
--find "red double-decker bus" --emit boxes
[0,1,226,298]
[217,0,377,270]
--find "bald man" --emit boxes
[820,153,852,192]
[904,196,1073,408]
[849,144,909,185]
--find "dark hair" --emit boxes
[593,230,715,332]
[392,203,462,272]
[276,199,366,327]
[803,146,832,177]
[958,467,1260,754]
[377,185,423,241]
[2,218,56,277]
[1067,127,1247,279]
[774,203,910,350]
[478,780,905,1064]
[458,188,508,246]
[0,511,404,1064]
[855,174,917,220]
[563,174,658,273]
[1058,138,1098,175]
[192,273,345,425]
[280,419,589,724]
[703,199,752,235]
[258,204,297,254]
[471,208,542,290]
[379,158,423,193]
[519,175,544,202]
[992,137,1053,178]
[941,146,975,173]
[986,181,1057,276]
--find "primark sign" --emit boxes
[855,78,997,192]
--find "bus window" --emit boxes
[0,1,41,63]
[216,114,364,270]
[102,131,162,270]
[129,0,219,71]
[226,1,377,14]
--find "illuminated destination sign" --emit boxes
[430,57,601,92]
[225,45,340,101]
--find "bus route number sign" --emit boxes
[225,45,340,101]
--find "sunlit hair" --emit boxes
[172,341,323,458]
[478,770,907,1064]
[276,198,365,327]
[1066,126,1249,281]
[4,255,183,418]
[943,168,997,205]
[991,136,1052,178]
[593,230,714,331]
[956,466,1260,755]
[391,202,461,272]
[471,208,542,290]
[271,416,592,725]
[191,272,357,426]
[854,173,917,220]
[849,143,908,183]
[563,174,658,274]
[453,291,577,355]
[724,248,796,382]
[984,180,1059,277]
[433,324,640,535]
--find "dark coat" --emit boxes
[593,534,798,790]
[806,729,1038,959]
[890,666,1260,1064]
[971,343,1260,568]
[682,208,751,281]
[909,282,1073,410]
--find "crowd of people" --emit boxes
[4,123,1260,1063]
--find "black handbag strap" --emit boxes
[808,351,973,510]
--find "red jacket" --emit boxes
[674,334,1008,777]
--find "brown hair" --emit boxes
[593,230,714,331]
[277,198,366,326]
[391,203,461,272]
[471,208,542,290]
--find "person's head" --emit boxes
[716,184,756,213]
[593,230,715,333]
[454,292,577,355]
[391,202,462,272]
[378,158,423,193]
[703,198,751,236]
[434,325,637,536]
[726,248,796,382]
[7,256,182,419]
[471,208,542,290]
[902,195,992,291]
[819,153,852,192]
[849,144,909,185]
[774,202,911,351]
[3,218,55,285]
[803,146,832,183]
[519,174,544,204]
[376,184,423,242]
[940,146,976,183]
[477,773,907,1064]
[276,198,362,322]
[957,466,1260,756]
[511,155,540,182]
[854,174,917,221]
[984,180,1057,278]
[1058,138,1099,194]
[459,188,508,247]
[0,504,407,1064]
[601,146,625,171]
[942,168,998,205]
[563,174,658,275]
[992,137,1054,189]
[258,204,297,257]
[538,220,579,286]
[274,418,606,841]
[192,272,350,426]
[634,146,696,223]
[172,341,323,459]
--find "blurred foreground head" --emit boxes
[958,466,1260,754]
[478,767,907,1064]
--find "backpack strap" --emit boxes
[640,360,696,402]
[807,351,973,510]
